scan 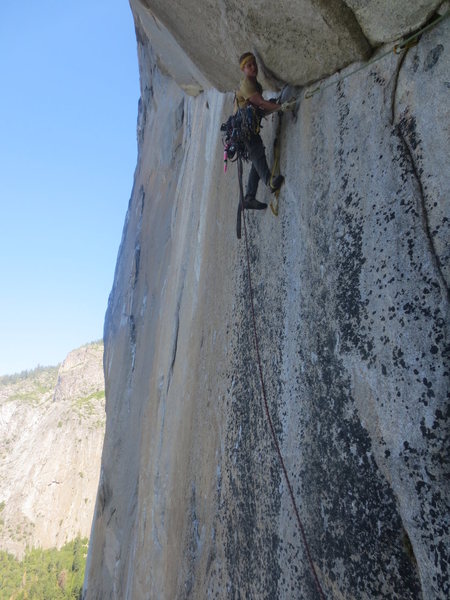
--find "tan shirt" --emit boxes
[235,77,263,109]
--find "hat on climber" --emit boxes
[239,52,256,70]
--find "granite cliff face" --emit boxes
[85,2,449,598]
[0,342,105,557]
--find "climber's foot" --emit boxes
[244,195,267,210]
[269,175,284,193]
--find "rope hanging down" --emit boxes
[231,10,448,597]
[239,173,326,599]
[236,156,245,239]
[305,10,449,99]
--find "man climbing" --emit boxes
[236,52,290,210]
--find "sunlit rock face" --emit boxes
[84,3,448,599]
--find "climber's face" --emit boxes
[242,58,258,78]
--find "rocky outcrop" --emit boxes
[343,0,443,44]
[0,342,105,557]
[84,3,449,599]
[132,0,371,91]
[53,343,105,404]
[131,0,443,92]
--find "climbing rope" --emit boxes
[236,157,244,239]
[230,11,448,597]
[240,205,326,599]
[305,10,449,99]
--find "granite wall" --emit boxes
[84,3,449,598]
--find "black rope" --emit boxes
[236,157,244,239]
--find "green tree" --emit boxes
[0,537,88,600]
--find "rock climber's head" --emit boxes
[239,52,258,78]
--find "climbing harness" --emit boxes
[240,206,327,600]
[222,101,292,233]
[221,105,262,172]
[221,105,266,238]
[269,113,283,216]
[305,10,449,99]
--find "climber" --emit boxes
[236,52,291,210]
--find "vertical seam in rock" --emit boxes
[392,48,449,299]
[252,48,285,88]
[166,283,184,393]
[130,314,137,372]
[390,48,410,125]
[322,0,373,56]
[167,313,180,393]
[396,128,449,298]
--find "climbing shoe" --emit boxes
[244,195,267,210]
[269,174,284,193]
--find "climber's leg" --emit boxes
[245,135,270,199]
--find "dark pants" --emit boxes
[245,134,271,199]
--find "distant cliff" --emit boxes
[85,2,448,598]
[0,342,105,558]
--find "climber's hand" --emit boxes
[280,100,295,112]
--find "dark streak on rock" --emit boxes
[129,314,137,373]
[395,115,449,299]
[98,469,112,514]
[167,284,184,394]
[423,44,444,71]
[106,507,116,527]
[167,314,180,393]
[221,216,283,599]
[390,47,411,125]
[132,246,140,289]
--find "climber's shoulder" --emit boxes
[240,76,262,99]
[236,76,263,109]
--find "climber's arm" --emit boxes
[248,92,281,115]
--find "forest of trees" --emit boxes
[0,365,59,386]
[0,537,88,600]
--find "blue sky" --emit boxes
[0,1,140,375]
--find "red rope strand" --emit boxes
[240,179,326,599]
